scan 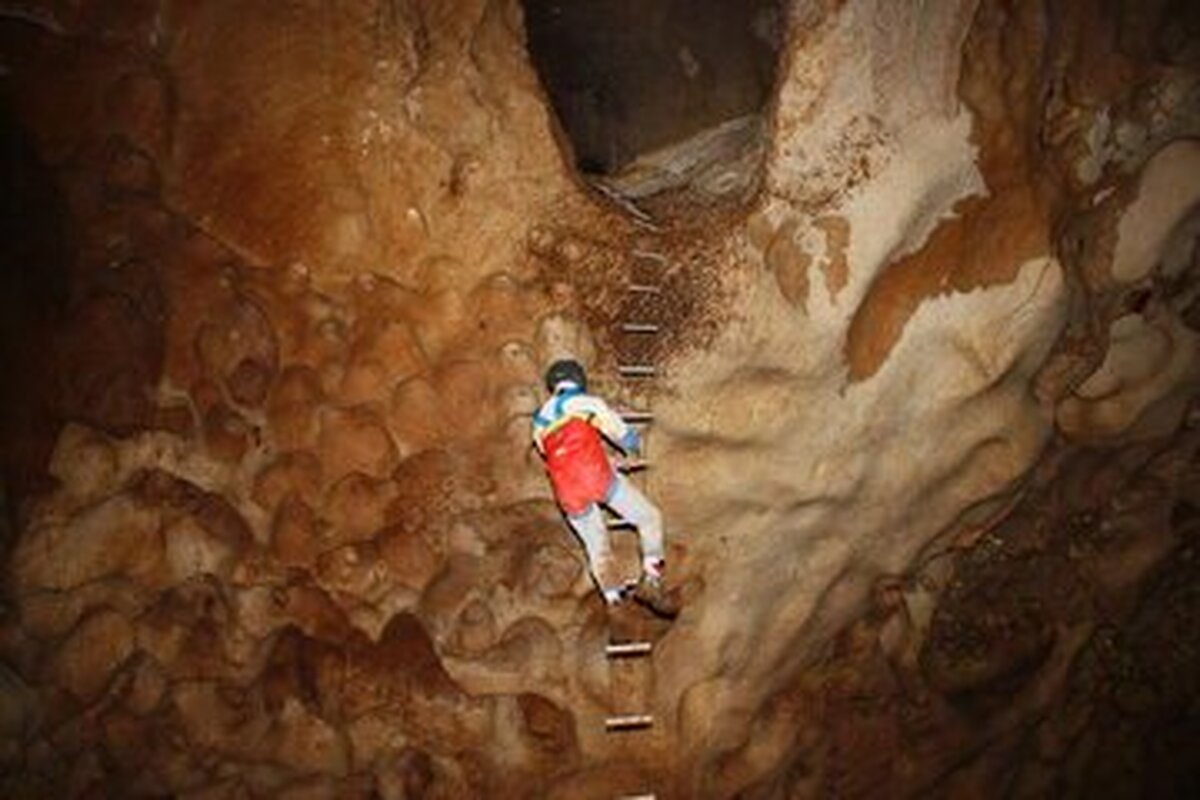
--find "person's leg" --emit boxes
[605,474,665,578]
[565,503,623,603]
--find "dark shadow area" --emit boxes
[0,101,168,517]
[0,104,72,504]
[520,0,784,176]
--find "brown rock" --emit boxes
[922,614,1056,697]
[339,320,426,406]
[104,69,168,158]
[272,364,326,407]
[189,377,224,416]
[482,617,562,680]
[765,218,811,309]
[270,404,322,453]
[409,289,466,362]
[377,747,435,800]
[152,402,196,437]
[259,627,325,716]
[519,543,582,599]
[169,681,251,752]
[466,275,534,344]
[122,655,168,716]
[280,584,357,644]
[98,708,151,780]
[337,357,390,407]
[56,292,161,435]
[253,451,323,512]
[193,297,279,407]
[315,542,389,603]
[388,449,467,526]
[433,360,499,439]
[227,356,273,407]
[47,424,119,503]
[271,495,324,568]
[163,515,237,582]
[845,185,1049,382]
[388,378,446,453]
[517,693,577,754]
[451,600,498,654]
[202,402,253,463]
[746,210,775,251]
[267,367,326,450]
[79,0,163,49]
[135,580,235,681]
[321,472,397,545]
[814,214,851,300]
[365,321,425,376]
[275,775,374,800]
[318,407,397,480]
[19,579,148,641]
[370,612,461,698]
[129,470,255,553]
[12,495,164,593]
[52,609,135,702]
[103,139,159,197]
[419,555,483,628]
[378,524,440,592]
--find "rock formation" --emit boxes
[1,1,1198,797]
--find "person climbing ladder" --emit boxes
[532,358,674,614]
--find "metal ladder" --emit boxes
[606,246,667,800]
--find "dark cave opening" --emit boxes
[0,105,72,501]
[519,0,784,198]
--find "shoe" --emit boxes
[633,570,679,619]
[602,585,628,606]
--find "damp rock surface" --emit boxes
[2,1,1200,798]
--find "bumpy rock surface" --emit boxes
[1,1,1199,798]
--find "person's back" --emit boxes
[534,378,636,514]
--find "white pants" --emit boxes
[566,473,664,596]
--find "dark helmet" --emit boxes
[544,358,587,393]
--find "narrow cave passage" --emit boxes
[520,0,785,203]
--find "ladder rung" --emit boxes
[627,284,662,294]
[606,519,635,530]
[606,641,652,657]
[618,365,656,377]
[589,180,656,225]
[621,323,660,334]
[606,714,653,731]
[631,250,667,264]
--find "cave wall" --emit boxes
[163,0,575,281]
[0,2,612,796]
[0,0,1198,798]
[648,0,1200,795]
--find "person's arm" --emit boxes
[567,393,641,455]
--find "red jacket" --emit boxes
[541,417,614,515]
[532,386,639,516]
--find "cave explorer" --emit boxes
[532,359,672,611]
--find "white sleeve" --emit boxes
[565,393,631,447]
